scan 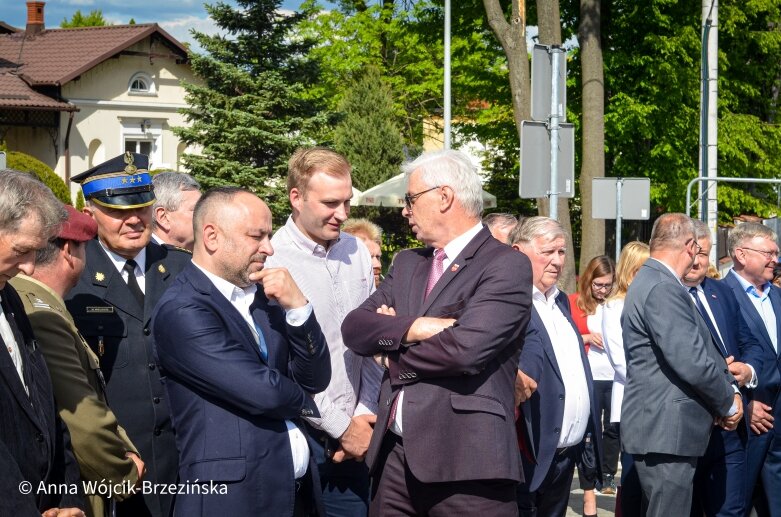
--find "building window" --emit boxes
[128,72,155,95]
[125,139,153,157]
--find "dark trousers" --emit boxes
[371,433,518,517]
[691,428,746,517]
[634,453,698,517]
[594,380,620,477]
[745,428,781,517]
[619,449,642,517]
[517,447,576,517]
[308,426,370,517]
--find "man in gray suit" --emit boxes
[621,213,743,516]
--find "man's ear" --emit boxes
[82,205,95,220]
[201,222,219,252]
[155,206,170,232]
[289,187,303,214]
[439,186,455,213]
[61,240,75,267]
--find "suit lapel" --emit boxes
[530,307,564,383]
[143,243,171,322]
[410,253,432,313]
[770,286,781,359]
[701,279,729,358]
[419,228,490,314]
[87,240,143,321]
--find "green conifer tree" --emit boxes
[174,0,323,221]
[333,68,404,191]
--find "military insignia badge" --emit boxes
[451,264,460,272]
[158,264,166,274]
[123,151,138,174]
[95,272,105,282]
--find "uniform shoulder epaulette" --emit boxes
[24,292,58,312]
[162,243,193,255]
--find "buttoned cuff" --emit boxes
[286,303,313,327]
[746,364,758,389]
[308,406,352,439]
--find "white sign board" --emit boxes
[592,177,651,220]
[519,121,575,199]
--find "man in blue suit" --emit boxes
[722,222,781,517]
[509,217,602,517]
[685,220,763,517]
[152,187,331,516]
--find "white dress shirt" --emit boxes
[99,242,147,294]
[533,286,591,447]
[730,269,778,353]
[0,295,27,395]
[267,217,381,439]
[586,304,615,381]
[391,222,484,437]
[193,261,313,479]
[602,298,626,423]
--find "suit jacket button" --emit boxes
[143,327,150,336]
[153,427,162,436]
[558,394,564,400]
[36,433,44,443]
[148,363,156,370]
[554,427,560,434]
[153,397,161,404]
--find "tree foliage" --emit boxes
[174,0,324,222]
[60,10,108,28]
[6,150,72,205]
[333,67,405,191]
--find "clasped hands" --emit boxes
[716,393,744,431]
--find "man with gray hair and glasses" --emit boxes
[342,149,532,515]
[722,222,781,516]
[0,170,85,516]
[151,172,201,251]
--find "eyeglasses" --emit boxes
[591,282,613,291]
[740,247,779,261]
[685,238,703,255]
[404,186,440,210]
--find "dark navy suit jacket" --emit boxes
[0,284,84,515]
[517,292,602,493]
[152,262,331,516]
[722,272,781,426]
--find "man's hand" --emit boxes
[376,305,396,317]
[333,414,377,463]
[747,400,774,434]
[403,317,456,343]
[718,394,744,431]
[726,356,752,387]
[514,370,538,406]
[126,451,145,485]
[41,509,85,517]
[253,267,307,310]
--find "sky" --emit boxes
[0,0,335,48]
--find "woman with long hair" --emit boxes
[569,255,616,516]
[602,241,650,516]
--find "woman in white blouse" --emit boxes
[601,240,649,515]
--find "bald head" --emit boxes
[193,187,274,287]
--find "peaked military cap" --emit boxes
[71,152,155,209]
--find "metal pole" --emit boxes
[549,47,561,220]
[443,0,451,150]
[699,1,718,263]
[615,178,623,263]
[686,177,781,218]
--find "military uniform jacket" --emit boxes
[65,240,190,517]
[11,274,139,517]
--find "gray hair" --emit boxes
[402,149,484,218]
[507,216,565,246]
[0,169,66,238]
[691,219,712,242]
[152,172,201,227]
[483,212,518,231]
[728,222,778,259]
[342,218,382,244]
[649,213,695,252]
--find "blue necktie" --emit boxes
[689,287,728,357]
[252,321,268,361]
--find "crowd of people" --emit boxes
[0,147,779,517]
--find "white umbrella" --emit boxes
[354,173,497,209]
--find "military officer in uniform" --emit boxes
[65,153,190,517]
[11,205,145,517]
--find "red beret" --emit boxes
[59,205,97,242]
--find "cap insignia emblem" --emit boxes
[158,264,166,274]
[123,151,138,174]
[95,272,105,282]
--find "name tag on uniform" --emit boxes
[86,306,114,314]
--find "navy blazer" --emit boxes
[517,292,602,493]
[722,271,781,430]
[0,284,84,515]
[152,262,331,516]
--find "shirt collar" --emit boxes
[533,284,560,306]
[284,216,341,258]
[441,222,483,263]
[99,241,146,275]
[192,260,257,304]
[649,257,683,286]
[730,268,771,299]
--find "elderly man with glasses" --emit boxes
[722,222,781,516]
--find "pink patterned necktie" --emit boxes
[425,249,447,298]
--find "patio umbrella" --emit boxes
[354,173,497,209]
